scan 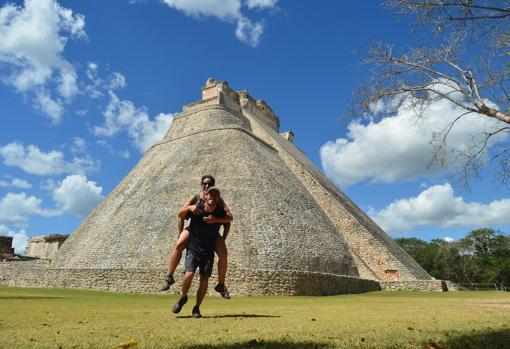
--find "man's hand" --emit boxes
[189,205,200,215]
[203,215,216,224]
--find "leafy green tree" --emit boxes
[395,229,510,286]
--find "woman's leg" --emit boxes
[214,236,228,284]
[161,229,190,291]
[166,229,190,276]
[213,236,230,298]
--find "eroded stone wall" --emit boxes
[0,261,380,295]
[239,101,431,281]
[0,236,15,259]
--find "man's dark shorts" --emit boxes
[184,251,214,277]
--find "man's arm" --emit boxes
[204,215,232,224]
[203,200,233,225]
[177,195,200,220]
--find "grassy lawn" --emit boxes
[0,286,509,349]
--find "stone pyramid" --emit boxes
[3,79,435,295]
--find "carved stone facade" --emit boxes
[0,79,435,295]
[26,235,68,260]
[0,236,15,259]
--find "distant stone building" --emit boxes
[0,79,441,294]
[26,235,68,260]
[0,236,15,259]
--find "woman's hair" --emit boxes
[201,175,215,185]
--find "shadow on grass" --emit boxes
[440,328,510,349]
[180,340,331,349]
[176,314,280,319]
[0,296,67,300]
[177,329,510,349]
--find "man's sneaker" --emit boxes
[214,283,231,299]
[192,305,202,318]
[171,295,188,314]
[159,274,175,291]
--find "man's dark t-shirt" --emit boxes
[186,203,225,259]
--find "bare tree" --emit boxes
[357,0,510,188]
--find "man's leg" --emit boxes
[181,271,194,296]
[160,229,190,291]
[192,256,213,318]
[171,271,193,314]
[214,237,230,299]
[196,275,209,308]
[192,275,209,318]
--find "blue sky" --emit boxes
[1,0,509,253]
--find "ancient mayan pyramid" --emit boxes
[1,79,435,295]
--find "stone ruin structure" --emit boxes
[0,236,15,260]
[0,79,444,294]
[26,234,68,260]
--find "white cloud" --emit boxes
[84,62,126,98]
[0,0,86,121]
[0,142,98,176]
[0,192,56,227]
[163,0,241,19]
[58,69,79,99]
[70,137,86,154]
[53,174,103,216]
[246,0,278,9]
[93,92,173,152]
[108,72,126,90]
[162,0,270,47]
[86,62,98,80]
[235,17,264,47]
[34,91,63,123]
[0,177,32,189]
[5,228,28,255]
[444,236,455,242]
[320,94,507,186]
[370,183,510,233]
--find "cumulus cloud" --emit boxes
[162,0,276,47]
[0,177,32,189]
[4,228,29,255]
[108,72,126,90]
[0,0,86,122]
[70,137,86,154]
[84,62,126,98]
[370,183,510,233]
[53,174,104,216]
[0,175,102,240]
[246,0,278,9]
[34,91,63,123]
[0,192,56,227]
[235,17,264,47]
[320,94,507,186]
[93,92,173,152]
[0,142,99,176]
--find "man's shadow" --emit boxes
[176,314,280,319]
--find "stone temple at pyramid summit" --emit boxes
[0,79,446,295]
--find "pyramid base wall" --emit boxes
[380,280,454,291]
[0,261,381,295]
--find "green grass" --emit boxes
[1,286,509,349]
